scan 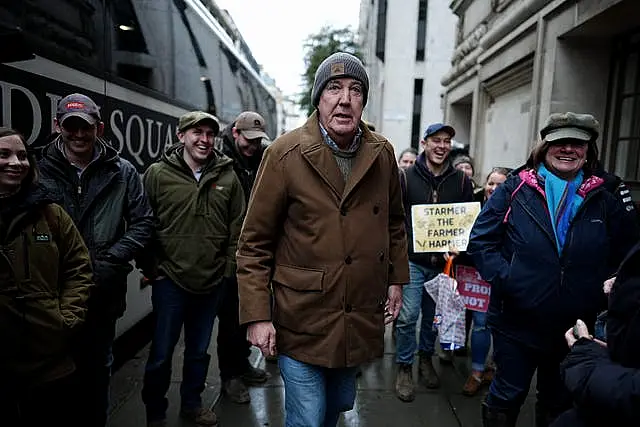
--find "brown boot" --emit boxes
[180,407,219,426]
[462,373,483,396]
[395,364,415,402]
[222,378,251,404]
[419,354,440,389]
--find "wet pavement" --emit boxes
[109,323,536,426]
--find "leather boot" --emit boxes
[535,401,566,427]
[482,402,518,427]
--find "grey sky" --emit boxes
[215,0,361,98]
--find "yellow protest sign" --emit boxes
[411,202,481,253]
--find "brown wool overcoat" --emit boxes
[237,112,409,368]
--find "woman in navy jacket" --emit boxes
[468,112,639,427]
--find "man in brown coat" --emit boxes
[237,52,409,427]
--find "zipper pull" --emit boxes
[432,189,438,203]
[77,185,82,195]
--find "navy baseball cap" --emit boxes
[57,93,101,125]
[423,123,455,139]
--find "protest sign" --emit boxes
[411,202,481,253]
[455,265,491,313]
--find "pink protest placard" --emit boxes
[455,265,491,313]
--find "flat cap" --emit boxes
[178,111,220,135]
[540,112,599,142]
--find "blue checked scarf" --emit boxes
[538,164,584,254]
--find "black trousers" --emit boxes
[71,309,117,427]
[217,275,252,381]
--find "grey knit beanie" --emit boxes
[311,52,369,107]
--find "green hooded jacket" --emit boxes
[0,185,93,387]
[142,144,245,293]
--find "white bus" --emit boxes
[0,0,277,341]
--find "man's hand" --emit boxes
[443,247,460,262]
[247,321,277,357]
[385,285,403,324]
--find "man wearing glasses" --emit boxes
[216,111,270,404]
[38,93,154,426]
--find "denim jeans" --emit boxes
[487,331,570,415]
[395,261,439,364]
[72,310,117,427]
[470,310,491,372]
[142,277,225,422]
[278,354,358,427]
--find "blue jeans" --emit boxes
[142,277,224,422]
[278,355,358,427]
[395,261,439,364]
[470,310,491,372]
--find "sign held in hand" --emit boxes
[411,202,481,253]
[455,265,491,313]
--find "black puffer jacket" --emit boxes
[551,242,640,427]
[38,136,154,317]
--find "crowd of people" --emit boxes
[2,50,640,427]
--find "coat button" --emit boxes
[345,304,353,313]
[345,256,352,265]
[379,251,385,262]
[373,205,380,214]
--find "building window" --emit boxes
[113,0,148,53]
[375,0,387,62]
[608,32,640,182]
[416,0,427,61]
[411,79,424,149]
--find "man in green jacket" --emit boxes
[140,111,245,427]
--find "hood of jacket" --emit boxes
[39,135,119,177]
[607,243,640,368]
[0,183,54,241]
[413,151,457,183]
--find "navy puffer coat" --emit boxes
[468,167,638,351]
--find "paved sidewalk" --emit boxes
[109,323,536,427]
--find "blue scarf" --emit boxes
[537,164,584,254]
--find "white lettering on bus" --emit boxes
[0,81,42,144]
[110,109,125,153]
[45,92,63,134]
[146,118,163,158]
[125,114,145,166]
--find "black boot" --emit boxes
[482,402,519,427]
[535,401,567,427]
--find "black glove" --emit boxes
[93,257,132,287]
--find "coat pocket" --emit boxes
[272,264,324,292]
[272,264,326,335]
